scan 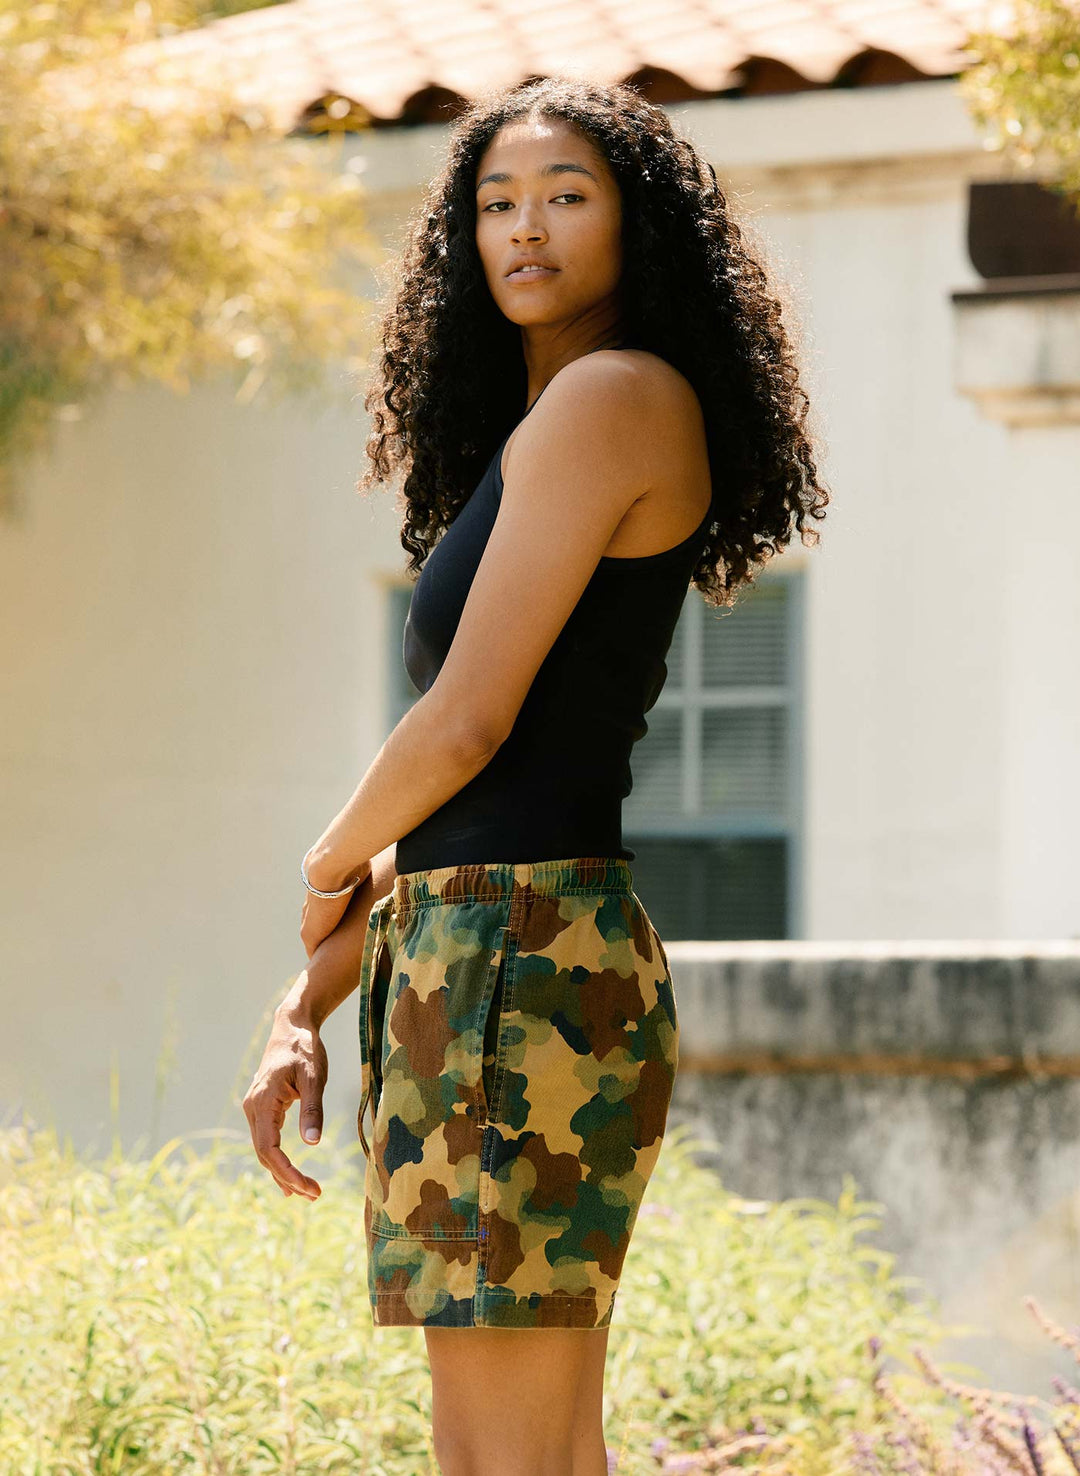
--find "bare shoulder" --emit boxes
[505,348,710,559]
[503,347,701,484]
[613,348,707,459]
[595,349,711,554]
[553,346,693,405]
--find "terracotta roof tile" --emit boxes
[115,0,1003,129]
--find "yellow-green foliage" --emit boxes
[0,1116,1077,1475]
[960,0,1080,198]
[0,0,381,505]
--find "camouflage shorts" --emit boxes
[356,855,679,1329]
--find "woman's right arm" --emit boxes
[280,840,398,1030]
[243,841,397,1199]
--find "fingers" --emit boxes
[262,1142,321,1200]
[297,1052,326,1154]
[300,891,352,959]
[243,1084,322,1200]
[299,1092,323,1146]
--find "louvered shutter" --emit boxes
[385,572,803,941]
[625,573,802,940]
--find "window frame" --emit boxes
[623,568,806,936]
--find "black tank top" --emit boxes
[395,363,711,872]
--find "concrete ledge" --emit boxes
[665,941,1080,1390]
[668,940,1080,1065]
[952,282,1080,426]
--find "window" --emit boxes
[624,572,804,941]
[384,571,805,941]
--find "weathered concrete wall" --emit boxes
[5,82,1080,1158]
[667,940,1080,1393]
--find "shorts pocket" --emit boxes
[626,892,679,1063]
[628,889,673,978]
[653,930,671,976]
[365,905,511,1241]
[357,896,393,1160]
[480,927,512,1122]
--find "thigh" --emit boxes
[425,1325,610,1463]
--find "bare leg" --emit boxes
[424,1325,611,1476]
[570,1325,611,1476]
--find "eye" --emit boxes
[481,193,584,213]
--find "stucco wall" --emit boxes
[2,81,1078,1376]
[668,939,1080,1392]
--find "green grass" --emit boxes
[2,1111,1078,1474]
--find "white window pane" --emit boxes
[626,707,683,816]
[629,837,788,940]
[701,707,786,814]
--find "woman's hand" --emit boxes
[243,1001,329,1200]
[300,851,372,958]
[246,848,395,1201]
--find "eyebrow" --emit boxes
[475,161,599,192]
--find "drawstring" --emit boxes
[357,895,393,1160]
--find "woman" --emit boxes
[245,76,828,1476]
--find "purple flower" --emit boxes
[851,1430,883,1474]
[1055,1421,1080,1474]
[1023,1420,1047,1476]
[1051,1375,1080,1406]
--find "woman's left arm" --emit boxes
[299,691,508,956]
[301,352,658,956]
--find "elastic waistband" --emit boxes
[390,855,634,913]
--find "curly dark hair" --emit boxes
[357,74,830,608]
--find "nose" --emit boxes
[511,209,547,245]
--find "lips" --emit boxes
[506,264,559,282]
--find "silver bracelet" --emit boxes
[300,848,361,899]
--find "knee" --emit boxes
[432,1419,573,1476]
[431,1419,479,1476]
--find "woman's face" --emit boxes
[474,114,624,337]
